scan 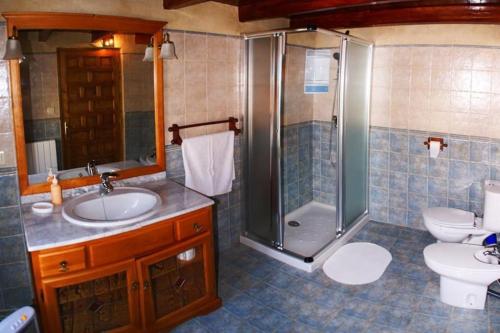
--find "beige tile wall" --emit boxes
[283,45,338,126]
[164,31,243,142]
[350,24,500,47]
[122,53,154,113]
[313,54,338,122]
[283,45,314,125]
[371,45,500,138]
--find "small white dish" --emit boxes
[32,202,54,215]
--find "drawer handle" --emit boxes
[143,281,150,290]
[59,260,69,272]
[193,223,203,233]
[131,281,139,291]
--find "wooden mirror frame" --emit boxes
[3,12,167,195]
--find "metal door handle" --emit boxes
[63,121,68,136]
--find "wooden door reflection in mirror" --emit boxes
[58,48,124,169]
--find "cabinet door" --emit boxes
[137,234,217,331]
[41,259,140,333]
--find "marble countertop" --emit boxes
[22,178,214,252]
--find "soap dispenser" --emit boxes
[47,169,62,205]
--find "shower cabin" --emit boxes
[241,27,373,271]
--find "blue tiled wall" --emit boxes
[282,121,337,215]
[165,137,242,252]
[282,123,313,214]
[312,121,337,206]
[0,168,33,318]
[370,126,497,230]
[125,111,155,160]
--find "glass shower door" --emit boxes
[245,35,284,248]
[338,38,373,232]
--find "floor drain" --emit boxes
[288,221,300,227]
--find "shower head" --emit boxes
[333,52,340,61]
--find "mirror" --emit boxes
[4,12,166,195]
[19,30,156,184]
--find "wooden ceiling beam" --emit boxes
[163,0,210,9]
[239,0,423,22]
[290,4,500,29]
[163,0,238,9]
[239,0,500,22]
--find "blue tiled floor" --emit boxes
[173,221,500,333]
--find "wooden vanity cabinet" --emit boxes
[30,207,221,333]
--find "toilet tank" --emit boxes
[483,180,500,232]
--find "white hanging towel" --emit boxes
[181,131,235,196]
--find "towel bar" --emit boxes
[167,117,241,145]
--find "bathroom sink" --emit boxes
[474,249,500,265]
[62,187,162,227]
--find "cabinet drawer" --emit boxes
[38,246,86,278]
[175,208,211,241]
[88,222,174,267]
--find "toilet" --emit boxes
[422,207,487,244]
[422,180,500,309]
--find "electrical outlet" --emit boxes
[0,151,5,165]
[46,107,55,115]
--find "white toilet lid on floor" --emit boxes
[423,207,475,229]
[424,243,500,272]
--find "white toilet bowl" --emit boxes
[424,242,500,309]
[422,207,487,244]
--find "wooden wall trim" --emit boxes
[2,12,166,34]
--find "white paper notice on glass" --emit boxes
[304,49,331,94]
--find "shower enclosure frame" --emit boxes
[243,27,373,264]
[336,35,373,237]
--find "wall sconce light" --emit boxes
[3,26,24,61]
[101,35,114,48]
[143,32,178,62]
[143,38,154,62]
[160,32,177,60]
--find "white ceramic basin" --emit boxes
[474,249,500,265]
[62,187,162,227]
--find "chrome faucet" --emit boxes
[483,246,500,264]
[100,172,118,195]
[85,160,98,176]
